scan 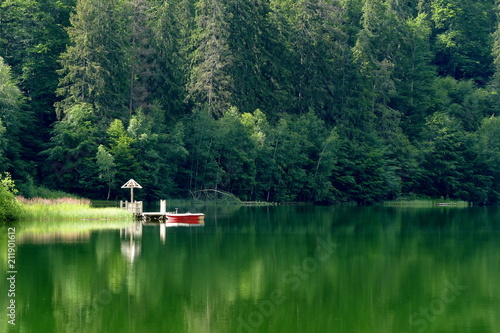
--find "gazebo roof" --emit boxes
[121,179,142,189]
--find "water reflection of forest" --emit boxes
[2,206,499,333]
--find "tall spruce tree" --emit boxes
[187,0,233,116]
[56,0,129,121]
[226,0,291,115]
[149,0,190,121]
[390,13,436,139]
[281,0,348,121]
[127,0,154,113]
[353,0,400,121]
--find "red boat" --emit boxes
[166,212,205,226]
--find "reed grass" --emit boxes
[17,196,133,222]
[17,196,92,206]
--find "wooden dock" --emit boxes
[120,199,166,221]
[121,200,205,225]
[140,212,168,222]
[134,200,168,222]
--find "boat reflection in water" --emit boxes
[120,213,205,261]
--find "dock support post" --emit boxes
[160,200,166,214]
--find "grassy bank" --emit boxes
[17,197,133,221]
[383,199,470,208]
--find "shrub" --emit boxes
[0,173,22,222]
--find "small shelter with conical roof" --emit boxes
[121,179,142,202]
[120,179,143,214]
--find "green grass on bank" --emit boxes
[18,197,133,222]
[383,199,470,208]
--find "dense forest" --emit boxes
[1,0,500,204]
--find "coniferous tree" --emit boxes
[354,0,401,123]
[334,0,400,203]
[0,57,24,175]
[226,0,292,115]
[0,0,75,182]
[477,115,500,202]
[419,112,479,199]
[282,0,348,121]
[187,0,233,116]
[56,0,129,121]
[127,0,156,113]
[340,0,365,45]
[0,0,73,124]
[149,0,191,121]
[391,13,436,139]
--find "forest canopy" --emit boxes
[1,0,500,204]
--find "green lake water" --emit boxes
[1,204,500,333]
